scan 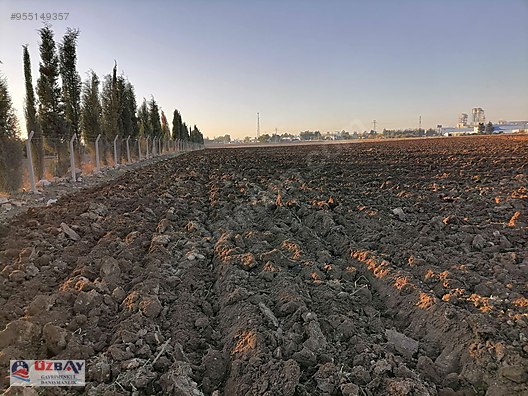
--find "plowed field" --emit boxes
[1,136,527,395]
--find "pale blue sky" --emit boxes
[1,0,527,138]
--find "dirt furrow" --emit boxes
[0,136,526,395]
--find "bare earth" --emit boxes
[0,136,527,395]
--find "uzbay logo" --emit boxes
[10,361,30,382]
[34,360,85,374]
[10,360,85,387]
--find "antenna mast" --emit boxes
[257,112,260,138]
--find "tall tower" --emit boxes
[257,112,260,138]
[458,113,468,128]
[471,108,485,126]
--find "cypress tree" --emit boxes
[115,75,126,138]
[148,97,162,137]
[117,77,138,138]
[0,74,23,191]
[101,63,119,139]
[0,74,19,139]
[190,125,204,144]
[181,121,189,141]
[171,109,182,140]
[23,44,44,179]
[59,28,81,139]
[137,98,151,137]
[190,125,199,143]
[80,70,102,142]
[196,126,204,144]
[36,25,67,174]
[161,110,170,139]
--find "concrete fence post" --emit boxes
[126,136,131,163]
[25,131,37,193]
[69,134,77,182]
[113,135,119,166]
[146,136,150,159]
[95,134,101,172]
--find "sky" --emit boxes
[1,0,527,139]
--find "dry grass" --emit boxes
[416,292,435,309]
[393,276,410,290]
[263,261,280,272]
[467,294,493,313]
[82,161,96,175]
[508,211,521,227]
[512,297,528,308]
[310,272,323,284]
[281,240,302,260]
[232,330,257,355]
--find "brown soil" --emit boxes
[0,136,527,395]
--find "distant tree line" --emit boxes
[478,122,495,135]
[217,120,501,146]
[0,25,204,191]
[382,128,439,138]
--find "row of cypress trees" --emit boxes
[1,25,205,186]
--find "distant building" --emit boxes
[471,107,485,126]
[457,113,468,128]
[492,122,528,134]
[443,127,476,136]
[442,121,527,136]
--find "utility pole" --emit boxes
[257,112,260,138]
[419,115,422,130]
[373,120,377,132]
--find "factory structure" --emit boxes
[445,107,527,136]
[457,113,469,128]
[448,107,485,135]
[456,108,486,128]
